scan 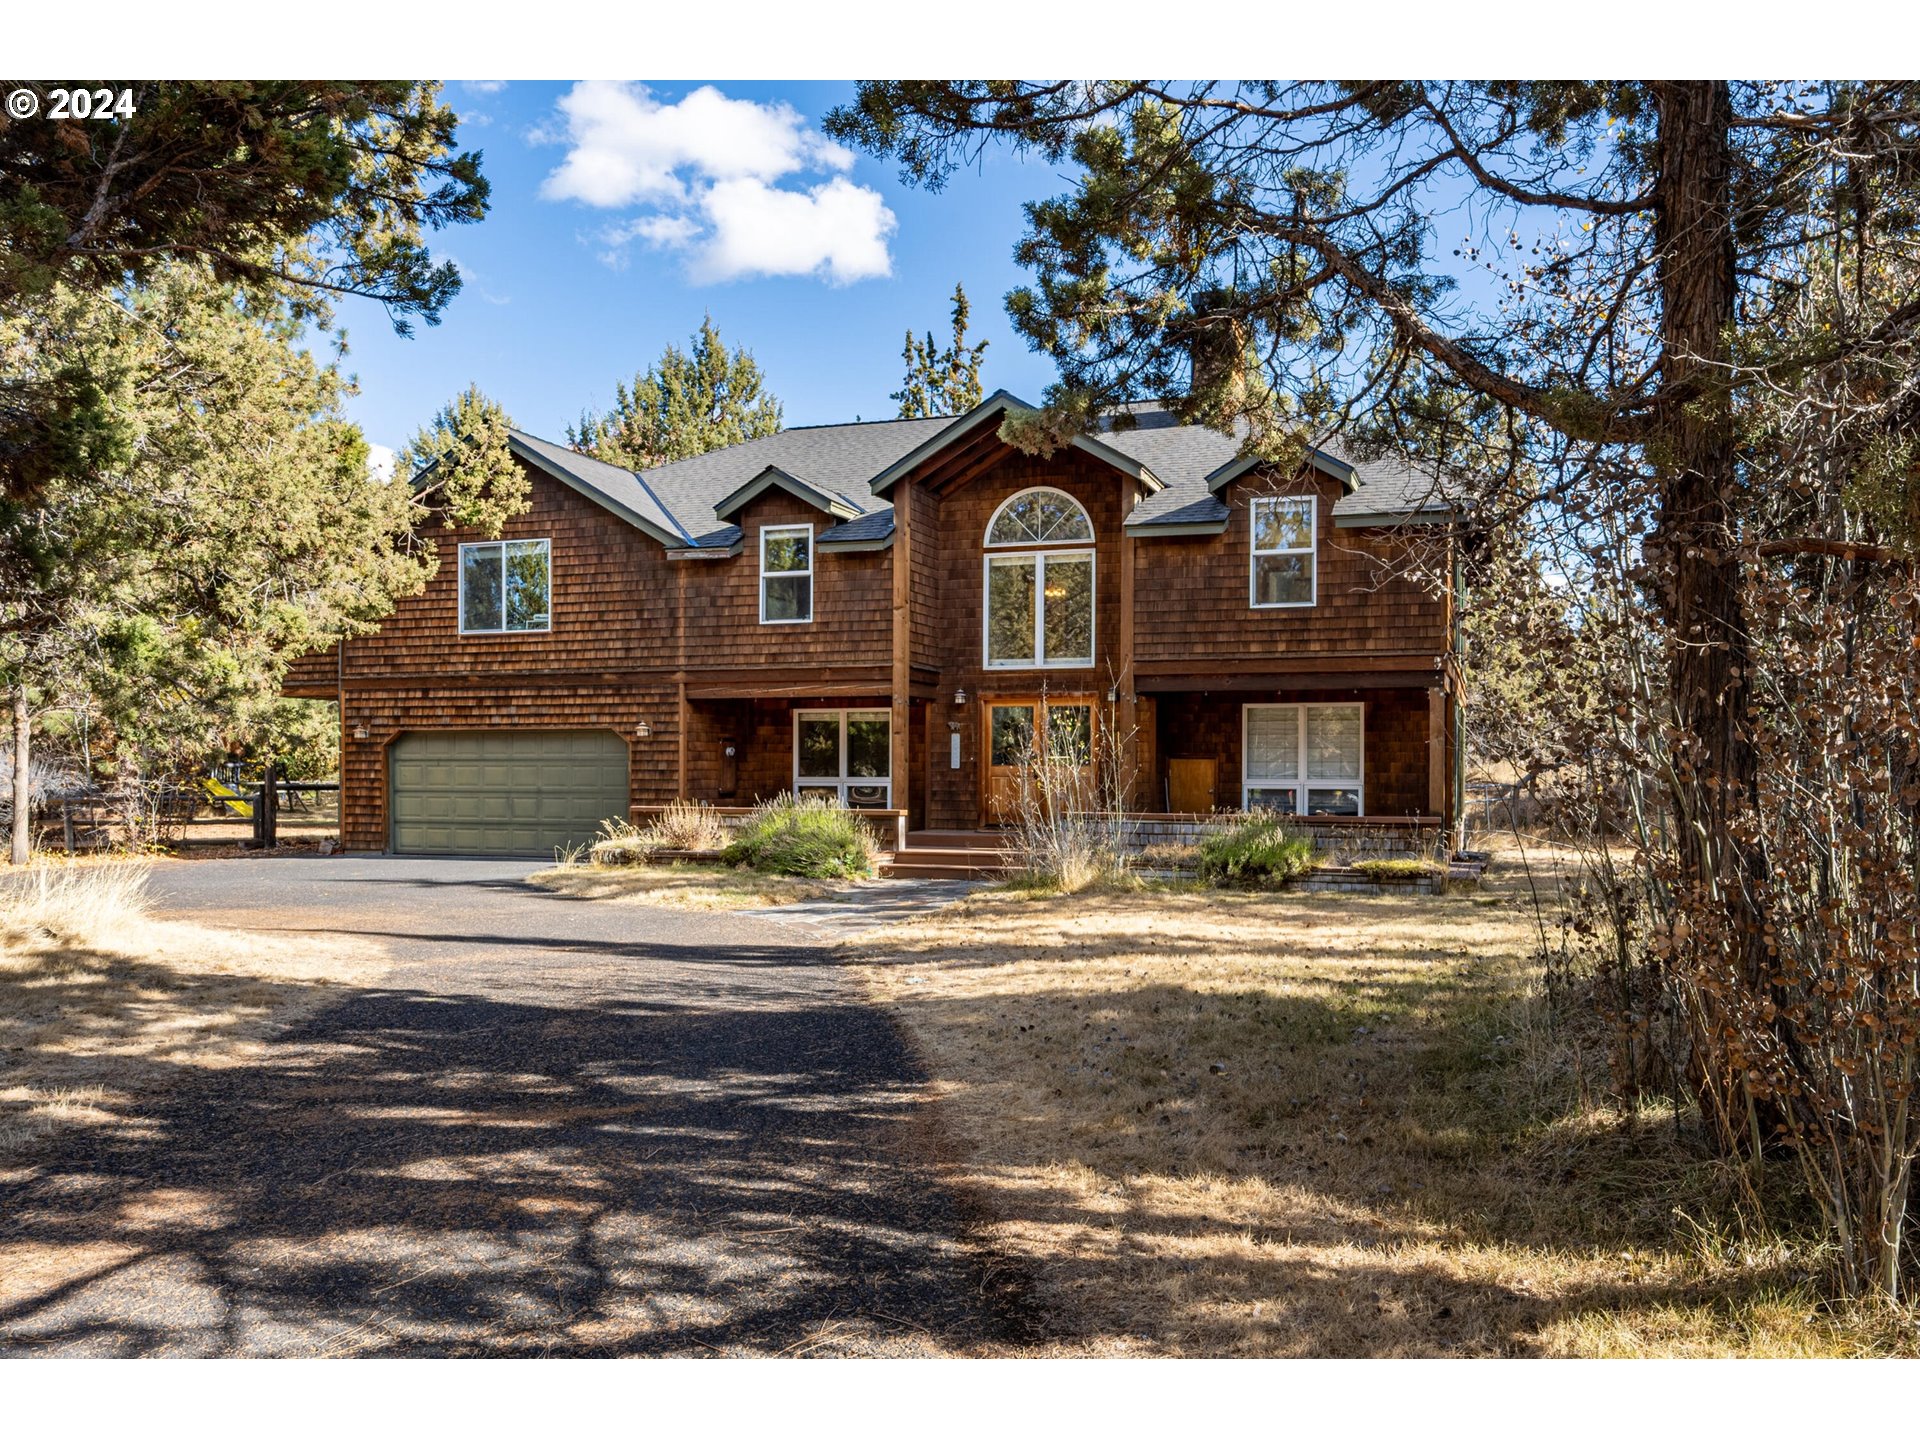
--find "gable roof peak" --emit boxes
[867,389,1164,497]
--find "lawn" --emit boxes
[0,861,389,1157]
[853,851,1916,1357]
[528,861,851,910]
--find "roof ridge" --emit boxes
[777,414,951,433]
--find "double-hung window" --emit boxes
[459,538,550,634]
[1242,703,1363,815]
[1250,495,1316,608]
[761,524,813,624]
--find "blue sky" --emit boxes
[331,81,1075,467]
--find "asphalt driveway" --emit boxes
[0,857,1024,1356]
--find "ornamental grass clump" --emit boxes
[589,801,728,865]
[1195,815,1314,888]
[723,793,876,879]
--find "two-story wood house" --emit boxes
[284,391,1457,858]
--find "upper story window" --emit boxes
[459,538,550,634]
[1250,495,1316,608]
[986,486,1095,546]
[760,524,813,624]
[983,487,1095,669]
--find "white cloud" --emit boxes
[695,177,896,284]
[538,81,892,285]
[446,253,510,306]
[464,80,508,94]
[366,443,397,483]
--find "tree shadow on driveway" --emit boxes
[0,964,1033,1356]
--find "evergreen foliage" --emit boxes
[394,384,527,538]
[722,793,878,879]
[0,262,437,846]
[892,282,989,417]
[566,317,783,470]
[0,81,489,503]
[1195,816,1314,887]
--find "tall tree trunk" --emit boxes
[8,686,28,865]
[1650,81,1773,1133]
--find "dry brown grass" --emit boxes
[0,860,389,1156]
[854,851,1916,1357]
[528,861,848,910]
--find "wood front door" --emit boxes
[981,696,1096,824]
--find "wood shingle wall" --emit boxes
[295,443,1454,848]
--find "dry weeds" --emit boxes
[854,843,1917,1357]
[0,860,389,1155]
[529,862,849,910]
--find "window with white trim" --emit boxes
[1242,703,1363,815]
[793,709,891,808]
[760,524,813,623]
[459,538,550,634]
[1250,495,1316,608]
[983,487,1095,669]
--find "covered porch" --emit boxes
[655,669,1454,854]
[1130,679,1449,823]
[667,670,935,827]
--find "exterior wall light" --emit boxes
[952,687,968,706]
[352,723,369,742]
[635,720,652,738]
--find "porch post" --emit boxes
[676,681,689,799]
[890,481,913,828]
[1116,479,1141,809]
[1426,686,1448,819]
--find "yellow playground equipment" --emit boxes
[199,774,254,819]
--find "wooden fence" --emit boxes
[50,767,341,851]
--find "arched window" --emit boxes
[982,487,1095,669]
[985,487,1093,546]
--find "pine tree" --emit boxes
[567,317,783,470]
[0,81,489,504]
[892,283,989,418]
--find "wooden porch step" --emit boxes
[879,842,1012,880]
[904,829,1008,851]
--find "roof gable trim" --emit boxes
[1204,447,1358,497]
[506,435,688,547]
[869,389,1163,496]
[714,465,862,523]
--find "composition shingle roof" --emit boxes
[508,395,1449,547]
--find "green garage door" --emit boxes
[389,729,629,856]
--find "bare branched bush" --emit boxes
[1004,704,1136,892]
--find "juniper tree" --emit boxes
[567,316,783,470]
[394,383,527,537]
[0,263,444,861]
[893,282,989,417]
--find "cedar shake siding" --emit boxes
[1133,469,1448,668]
[288,395,1459,850]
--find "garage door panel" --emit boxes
[389,729,629,856]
